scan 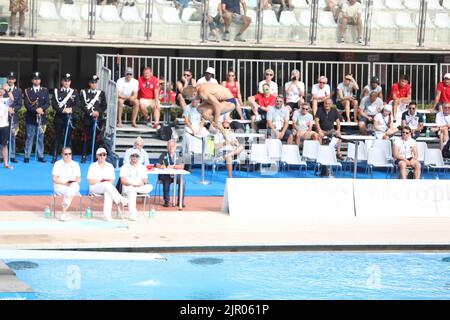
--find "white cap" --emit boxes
[205,67,215,75]
[383,104,392,113]
[96,147,107,155]
[125,67,133,75]
[130,149,140,156]
[444,73,450,79]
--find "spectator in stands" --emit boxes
[3,72,21,164]
[248,83,276,131]
[338,0,363,45]
[314,98,343,159]
[156,139,186,208]
[197,67,218,85]
[117,67,139,128]
[327,0,346,22]
[87,147,129,221]
[222,69,245,120]
[358,91,384,135]
[120,148,153,221]
[138,67,161,129]
[292,102,319,147]
[9,0,27,36]
[221,0,251,42]
[401,102,424,139]
[258,68,278,95]
[433,73,450,113]
[336,74,359,122]
[176,68,197,112]
[123,136,150,166]
[267,95,293,143]
[388,74,411,120]
[159,80,177,105]
[433,102,450,149]
[361,76,383,100]
[284,69,305,113]
[0,84,14,169]
[373,104,398,140]
[183,97,209,155]
[208,0,224,42]
[213,120,243,178]
[311,76,331,116]
[393,126,421,179]
[52,147,81,221]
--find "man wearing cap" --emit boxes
[3,72,22,163]
[80,75,107,163]
[117,67,139,128]
[361,76,383,100]
[120,148,153,220]
[433,73,450,113]
[197,67,218,85]
[52,73,80,164]
[87,147,129,221]
[24,72,50,163]
[138,67,161,129]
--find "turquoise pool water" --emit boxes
[4,251,450,300]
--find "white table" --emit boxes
[147,168,190,210]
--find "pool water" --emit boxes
[5,251,450,300]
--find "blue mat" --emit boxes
[0,154,447,196]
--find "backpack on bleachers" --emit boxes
[443,139,450,159]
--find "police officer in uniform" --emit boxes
[52,73,80,163]
[24,72,50,163]
[3,72,22,163]
[80,75,107,163]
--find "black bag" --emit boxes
[158,124,173,141]
[442,139,450,159]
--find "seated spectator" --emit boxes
[183,97,209,155]
[393,126,421,179]
[292,102,319,147]
[0,85,14,170]
[176,69,197,112]
[87,148,129,221]
[433,102,450,149]
[159,80,177,105]
[123,136,150,166]
[222,70,245,120]
[336,73,359,122]
[9,0,27,36]
[156,139,186,208]
[117,67,139,128]
[373,104,398,140]
[197,67,218,85]
[266,95,293,143]
[433,73,450,113]
[120,149,153,221]
[52,147,81,221]
[258,68,278,95]
[327,0,347,22]
[358,91,384,135]
[248,83,276,131]
[207,0,224,42]
[361,76,383,100]
[138,67,161,129]
[401,102,424,139]
[314,98,343,160]
[388,74,411,121]
[338,0,363,45]
[213,120,243,178]
[284,69,305,113]
[221,0,251,42]
[263,0,294,10]
[311,76,331,116]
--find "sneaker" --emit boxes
[38,157,47,163]
[146,116,152,126]
[18,31,25,37]
[223,32,230,41]
[59,214,72,222]
[152,122,161,130]
[10,158,18,163]
[24,158,29,163]
[357,38,364,45]
[163,202,170,207]
[234,34,246,42]
[339,36,345,43]
[9,31,16,37]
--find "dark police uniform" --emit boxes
[2,72,22,162]
[80,75,107,163]
[24,72,50,163]
[52,73,80,162]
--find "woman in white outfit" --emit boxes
[87,147,128,221]
[52,147,81,221]
[183,97,209,155]
[120,149,153,221]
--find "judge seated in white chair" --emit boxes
[52,147,81,221]
[120,148,153,221]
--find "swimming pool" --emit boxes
[3,251,450,300]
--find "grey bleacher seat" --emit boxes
[81,4,102,21]
[395,12,415,29]
[161,6,181,24]
[292,0,309,9]
[384,0,404,10]
[443,0,450,9]
[318,11,336,28]
[121,5,142,22]
[181,7,199,23]
[426,0,443,10]
[434,12,450,28]
[140,5,162,23]
[262,10,280,26]
[60,4,81,21]
[100,5,122,22]
[404,0,420,10]
[372,0,386,9]
[298,9,310,27]
[279,10,298,26]
[38,1,60,20]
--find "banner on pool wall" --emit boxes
[222,178,355,217]
[354,179,450,217]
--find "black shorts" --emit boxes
[358,116,375,125]
[124,99,133,107]
[255,120,267,130]
[395,157,413,165]
[286,102,300,111]
[336,101,346,111]
[0,126,10,145]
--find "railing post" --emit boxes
[417,0,427,47]
[201,0,209,43]
[29,0,37,37]
[87,0,95,39]
[309,0,318,45]
[363,0,373,46]
[256,0,263,44]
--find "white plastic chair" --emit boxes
[265,138,282,161]
[181,7,197,22]
[161,7,181,24]
[249,143,275,174]
[385,0,404,9]
[60,4,80,21]
[141,7,162,23]
[345,142,368,173]
[81,4,102,21]
[246,10,257,25]
[372,0,386,9]
[416,141,428,163]
[404,0,420,10]
[38,1,59,20]
[318,0,327,8]
[424,148,450,175]
[281,144,307,175]
[366,147,394,178]
[292,0,308,8]
[316,145,342,176]
[414,13,435,28]
[318,11,337,28]
[121,5,143,22]
[395,12,415,29]
[100,5,122,22]
[434,13,450,28]
[302,140,320,161]
[443,0,450,9]
[372,139,393,161]
[263,10,280,26]
[427,0,443,10]
[298,10,311,27]
[372,12,396,29]
[279,11,298,26]
[51,192,83,219]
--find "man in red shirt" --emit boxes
[388,74,411,120]
[433,73,450,113]
[138,67,161,129]
[248,83,276,131]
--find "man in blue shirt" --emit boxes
[221,0,251,42]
